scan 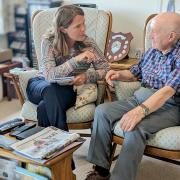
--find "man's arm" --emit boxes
[120,86,176,132]
[141,86,176,114]
[105,69,137,86]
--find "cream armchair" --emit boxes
[110,14,180,165]
[10,7,112,136]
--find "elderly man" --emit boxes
[86,12,180,180]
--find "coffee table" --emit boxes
[0,138,81,180]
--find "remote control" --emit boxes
[9,122,37,137]
[0,118,22,128]
[0,118,25,134]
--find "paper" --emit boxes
[11,126,80,160]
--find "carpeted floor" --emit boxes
[0,99,180,180]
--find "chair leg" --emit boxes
[110,143,118,165]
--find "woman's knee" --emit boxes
[42,83,58,97]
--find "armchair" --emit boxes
[10,7,112,136]
[110,13,180,165]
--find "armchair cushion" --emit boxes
[74,83,97,109]
[114,81,141,101]
[114,81,180,151]
[21,100,95,123]
[18,70,38,99]
[114,123,180,150]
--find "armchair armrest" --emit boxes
[96,80,106,105]
[106,81,141,102]
[4,70,38,106]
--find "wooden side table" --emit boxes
[109,58,138,70]
[0,61,22,100]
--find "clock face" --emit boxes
[106,32,133,62]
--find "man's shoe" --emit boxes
[85,171,110,180]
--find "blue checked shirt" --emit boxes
[130,40,180,95]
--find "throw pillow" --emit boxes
[74,83,97,109]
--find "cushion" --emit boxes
[21,100,95,124]
[66,103,95,123]
[21,101,38,121]
[17,70,38,99]
[74,83,97,109]
[114,81,141,101]
[114,123,180,150]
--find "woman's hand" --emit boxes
[105,70,120,87]
[119,106,145,132]
[74,50,96,63]
[69,73,87,86]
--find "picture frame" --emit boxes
[106,32,133,62]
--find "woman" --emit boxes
[26,5,109,131]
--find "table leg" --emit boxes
[50,154,76,180]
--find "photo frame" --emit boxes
[106,32,133,62]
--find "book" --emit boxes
[0,158,18,180]
[26,164,51,179]
[0,135,17,150]
[15,166,48,180]
[10,126,81,160]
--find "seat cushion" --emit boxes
[114,81,141,101]
[66,104,95,123]
[114,123,180,150]
[21,100,95,124]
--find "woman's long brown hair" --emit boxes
[44,5,84,57]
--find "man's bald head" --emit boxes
[150,12,180,53]
[151,12,180,38]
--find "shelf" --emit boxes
[7,5,30,64]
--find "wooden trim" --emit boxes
[112,135,180,160]
[3,73,25,106]
[104,11,113,56]
[143,14,157,52]
[105,84,113,102]
[68,121,92,129]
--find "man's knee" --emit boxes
[95,103,110,117]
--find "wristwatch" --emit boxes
[139,104,150,116]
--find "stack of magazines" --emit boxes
[10,126,83,163]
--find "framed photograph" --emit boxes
[106,32,133,62]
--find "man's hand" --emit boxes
[120,106,145,132]
[70,73,87,86]
[105,70,120,87]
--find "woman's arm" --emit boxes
[83,38,110,83]
[41,38,79,80]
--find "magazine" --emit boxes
[10,126,80,160]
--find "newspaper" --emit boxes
[10,126,80,159]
